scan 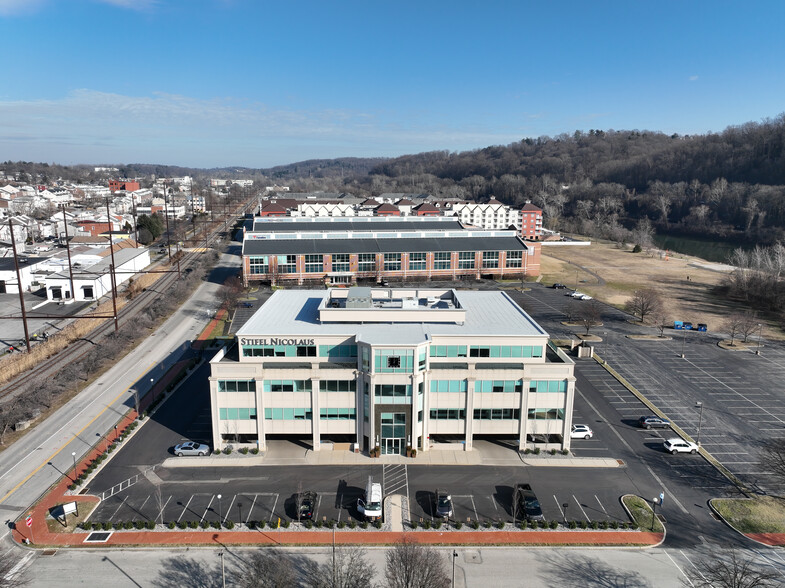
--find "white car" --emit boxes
[174,441,210,456]
[570,291,585,298]
[570,424,593,439]
[578,294,593,300]
[663,438,699,455]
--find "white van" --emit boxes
[357,476,382,521]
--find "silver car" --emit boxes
[174,441,209,457]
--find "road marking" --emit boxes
[469,495,479,522]
[157,495,172,523]
[224,494,237,524]
[489,494,499,513]
[572,494,589,521]
[594,495,609,519]
[245,494,258,524]
[0,358,160,505]
[269,494,279,520]
[2,551,35,583]
[177,495,194,522]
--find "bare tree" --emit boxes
[624,289,663,323]
[563,299,582,322]
[384,537,450,588]
[737,312,760,343]
[577,301,602,336]
[681,548,778,588]
[759,439,785,485]
[721,314,745,346]
[218,275,244,310]
[651,310,670,337]
[232,550,297,588]
[301,546,375,588]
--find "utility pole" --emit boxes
[8,220,31,352]
[61,205,76,303]
[104,199,119,331]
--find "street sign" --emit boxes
[25,516,32,528]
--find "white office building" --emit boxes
[209,288,575,455]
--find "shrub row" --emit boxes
[67,421,138,490]
[78,520,155,531]
[521,448,570,455]
[409,519,639,530]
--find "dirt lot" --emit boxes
[538,240,779,340]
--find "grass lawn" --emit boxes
[622,495,663,533]
[711,496,785,534]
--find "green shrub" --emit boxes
[211,521,221,529]
[373,520,382,529]
[314,520,323,528]
[337,520,345,529]
[222,447,233,455]
[550,449,557,455]
[114,522,123,530]
[325,520,335,529]
[280,519,290,528]
[146,521,155,529]
[632,244,642,253]
[610,521,619,529]
[569,520,577,529]
[528,520,537,529]
[168,521,176,529]
[433,520,442,529]
[454,521,463,529]
[68,484,76,491]
[533,447,540,455]
[410,521,418,529]
[518,521,526,530]
[93,522,103,530]
[471,521,480,530]
[239,447,249,455]
[538,520,547,529]
[135,521,145,530]
[360,521,368,529]
[549,520,558,529]
[629,522,639,530]
[483,521,492,529]
[561,449,569,455]
[188,520,198,529]
[349,520,357,529]
[600,520,609,530]
[224,520,235,529]
[258,520,267,529]
[523,448,531,454]
[423,520,431,529]
[495,521,505,529]
[304,520,313,529]
[590,521,599,530]
[250,448,259,455]
[580,520,588,529]
[178,521,187,529]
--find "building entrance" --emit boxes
[380,412,406,455]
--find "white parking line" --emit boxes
[572,494,590,521]
[224,494,237,523]
[109,495,128,520]
[157,495,172,523]
[595,495,609,519]
[178,495,194,522]
[269,494,279,520]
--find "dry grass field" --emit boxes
[538,240,779,340]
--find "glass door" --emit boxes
[380,412,406,455]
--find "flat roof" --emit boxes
[251,217,460,232]
[237,289,547,344]
[243,235,529,256]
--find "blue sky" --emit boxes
[0,0,783,168]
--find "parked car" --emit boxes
[357,477,383,521]
[513,483,544,521]
[663,438,699,454]
[638,416,671,429]
[433,489,453,518]
[570,424,593,439]
[173,441,210,456]
[578,294,593,300]
[298,491,317,520]
[570,291,585,298]
[552,283,567,289]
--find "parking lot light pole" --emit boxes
[651,497,660,531]
[563,502,569,525]
[452,550,458,586]
[756,323,763,355]
[696,402,704,446]
[71,451,77,483]
[680,329,687,359]
[217,494,222,524]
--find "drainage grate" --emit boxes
[40,549,58,556]
[84,532,112,543]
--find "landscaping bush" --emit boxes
[188,520,198,529]
[550,448,557,455]
[373,520,382,529]
[239,447,249,455]
[549,520,558,529]
[580,520,588,529]
[569,521,577,529]
[629,522,639,530]
[280,519,290,528]
[304,520,313,529]
[423,520,431,529]
[471,521,480,530]
[533,447,540,455]
[561,449,569,455]
[146,521,155,529]
[68,484,76,491]
[528,520,537,529]
[222,446,233,455]
[337,520,345,529]
[523,448,531,454]
[93,522,103,530]
[538,520,547,529]
[135,521,145,530]
[224,520,235,529]
[325,520,335,529]
[483,521,492,529]
[349,520,356,529]
[518,522,526,530]
[590,521,599,530]
[178,521,187,529]
[360,521,368,529]
[600,520,609,530]
[167,521,176,529]
[114,522,123,530]
[211,521,221,529]
[632,244,642,253]
[454,521,463,529]
[314,520,323,528]
[410,521,419,529]
[495,520,505,529]
[258,520,267,529]
[610,521,619,529]
[250,448,259,455]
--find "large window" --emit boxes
[458,251,475,269]
[277,255,297,274]
[384,253,401,271]
[263,380,312,392]
[430,409,466,420]
[264,408,312,420]
[320,380,356,392]
[481,251,499,269]
[374,384,412,398]
[381,412,406,437]
[408,252,426,271]
[304,254,323,273]
[527,408,565,420]
[434,251,451,270]
[358,253,376,272]
[319,344,357,360]
[374,348,414,373]
[217,380,256,392]
[430,345,468,358]
[244,344,316,357]
[331,253,350,272]
[475,380,523,393]
[320,408,356,420]
[473,408,521,420]
[506,250,523,268]
[430,380,467,393]
[469,345,543,358]
[529,380,568,393]
[219,408,257,420]
[249,256,268,275]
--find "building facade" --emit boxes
[209,288,575,455]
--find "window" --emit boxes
[319,344,358,360]
[304,254,323,273]
[418,348,427,370]
[277,254,297,274]
[482,251,499,269]
[429,345,468,358]
[320,408,356,420]
[244,345,317,357]
[374,348,414,373]
[374,384,411,397]
[358,253,376,272]
[296,345,317,357]
[217,380,256,392]
[434,251,451,270]
[319,380,356,392]
[458,251,475,269]
[468,345,543,358]
[429,409,466,420]
[361,347,370,370]
[475,380,523,393]
[387,356,401,368]
[219,408,257,420]
[381,412,406,438]
[249,256,268,275]
[506,250,523,268]
[529,380,568,393]
[331,253,350,272]
[263,380,312,392]
[408,252,426,271]
[263,408,312,420]
[473,408,521,420]
[384,253,401,271]
[430,380,468,393]
[526,408,565,420]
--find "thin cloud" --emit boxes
[0,0,45,16]
[94,0,159,9]
[689,75,699,81]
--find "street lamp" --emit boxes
[452,550,458,586]
[219,550,225,588]
[680,329,687,359]
[695,402,704,446]
[756,323,763,355]
[651,497,660,531]
[217,494,222,524]
[71,451,77,483]
[562,502,569,525]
